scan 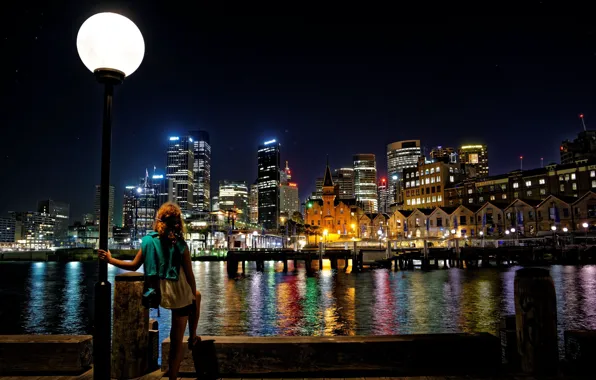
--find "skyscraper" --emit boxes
[37,199,69,241]
[94,185,114,237]
[279,161,299,218]
[458,144,489,178]
[353,154,378,213]
[430,146,457,163]
[257,139,281,230]
[377,178,389,213]
[249,182,259,224]
[166,136,194,212]
[387,140,421,205]
[333,168,355,199]
[189,131,211,212]
[219,180,249,222]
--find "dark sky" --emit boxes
[2,2,596,223]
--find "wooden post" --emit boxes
[226,252,237,278]
[242,260,246,274]
[112,272,149,379]
[514,268,558,375]
[283,259,288,272]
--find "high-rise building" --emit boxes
[166,136,194,212]
[10,211,55,249]
[257,139,281,230]
[333,168,355,199]
[353,154,378,213]
[122,186,136,228]
[249,182,259,224]
[280,161,292,183]
[94,185,114,237]
[37,199,69,241]
[150,173,169,207]
[219,180,249,222]
[280,182,300,218]
[560,130,596,165]
[123,177,162,241]
[430,146,458,163]
[82,213,94,225]
[377,178,389,213]
[0,216,16,242]
[387,140,422,206]
[189,131,211,212]
[211,196,220,212]
[313,177,324,199]
[459,144,489,178]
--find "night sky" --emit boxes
[2,2,596,223]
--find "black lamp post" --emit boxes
[77,12,144,380]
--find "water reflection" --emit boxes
[3,261,596,350]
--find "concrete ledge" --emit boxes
[0,335,93,374]
[162,333,500,376]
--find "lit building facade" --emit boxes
[10,211,56,249]
[280,182,300,217]
[249,183,258,224]
[219,180,249,222]
[354,154,378,213]
[0,217,16,242]
[166,136,194,212]
[190,130,211,212]
[430,146,457,163]
[561,130,596,165]
[94,185,115,238]
[37,199,69,242]
[387,140,421,206]
[333,167,355,199]
[304,164,358,234]
[458,144,489,178]
[257,139,281,230]
[403,161,465,209]
[377,177,390,213]
[444,160,596,208]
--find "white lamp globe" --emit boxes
[77,12,144,77]
[583,222,589,229]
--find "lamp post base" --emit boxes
[94,279,112,380]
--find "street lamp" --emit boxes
[252,230,258,249]
[450,229,456,235]
[563,227,568,233]
[583,222,589,240]
[505,230,510,235]
[77,12,144,380]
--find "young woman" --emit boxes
[98,202,201,380]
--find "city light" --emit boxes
[169,136,179,141]
[551,225,557,231]
[563,227,568,233]
[264,139,276,145]
[583,222,589,229]
[152,175,163,179]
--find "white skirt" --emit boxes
[159,269,195,309]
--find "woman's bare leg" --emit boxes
[189,291,202,344]
[169,312,188,380]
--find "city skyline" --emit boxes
[3,3,596,219]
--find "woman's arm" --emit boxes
[182,248,197,294]
[98,249,143,271]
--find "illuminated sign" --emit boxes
[152,175,164,179]
[288,183,297,187]
[469,153,479,164]
[461,145,484,150]
[189,137,193,142]
[125,186,135,189]
[264,139,276,145]
[169,136,179,141]
[392,175,398,180]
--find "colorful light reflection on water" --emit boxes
[2,260,596,357]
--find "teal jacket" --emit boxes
[141,232,187,280]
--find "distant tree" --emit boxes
[291,211,304,224]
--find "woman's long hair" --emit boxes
[153,202,186,242]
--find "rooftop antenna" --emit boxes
[580,113,587,131]
[541,157,544,168]
[520,156,523,171]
